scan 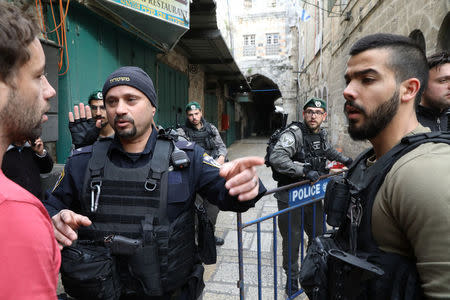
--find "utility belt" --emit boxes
[60,233,161,300]
[61,235,204,300]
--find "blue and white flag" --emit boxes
[300,9,311,22]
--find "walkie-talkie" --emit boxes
[171,142,190,169]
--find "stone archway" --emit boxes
[409,29,426,53]
[437,12,450,51]
[247,73,282,135]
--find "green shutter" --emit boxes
[46,3,159,162]
[156,62,188,128]
[226,101,236,147]
[204,93,218,128]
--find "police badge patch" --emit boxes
[202,153,221,168]
[280,134,295,147]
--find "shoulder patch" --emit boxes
[280,133,295,147]
[71,145,93,157]
[52,168,65,192]
[202,153,221,168]
[176,140,195,150]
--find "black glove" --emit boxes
[69,118,101,148]
[343,157,353,167]
[303,163,320,182]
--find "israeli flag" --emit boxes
[300,9,311,22]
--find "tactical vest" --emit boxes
[274,122,328,185]
[78,138,196,295]
[182,120,216,157]
[328,132,450,299]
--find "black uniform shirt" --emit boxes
[44,129,266,222]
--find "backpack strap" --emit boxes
[87,140,112,212]
[146,137,173,225]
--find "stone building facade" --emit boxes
[217,0,448,155]
[296,0,450,157]
[217,0,301,126]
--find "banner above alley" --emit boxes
[97,0,190,51]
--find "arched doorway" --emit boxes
[247,74,282,136]
[437,12,450,51]
[409,29,426,53]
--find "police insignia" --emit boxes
[280,134,295,147]
[52,169,65,192]
[202,153,221,168]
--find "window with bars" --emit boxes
[244,0,252,9]
[266,33,280,55]
[243,34,256,56]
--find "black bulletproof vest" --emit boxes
[330,131,450,299]
[183,120,215,156]
[79,138,196,293]
[275,122,328,185]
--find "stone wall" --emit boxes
[297,0,449,158]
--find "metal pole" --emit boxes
[237,212,245,300]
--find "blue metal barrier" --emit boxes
[236,173,342,300]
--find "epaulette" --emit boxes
[70,145,93,157]
[175,140,195,150]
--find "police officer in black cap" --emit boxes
[268,97,352,296]
[44,66,266,300]
[177,101,228,246]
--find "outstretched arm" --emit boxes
[219,156,264,201]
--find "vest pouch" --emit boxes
[127,243,163,296]
[324,176,350,227]
[60,242,121,300]
[196,202,217,265]
[299,234,337,300]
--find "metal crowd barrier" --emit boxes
[236,173,342,300]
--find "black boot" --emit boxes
[285,277,299,296]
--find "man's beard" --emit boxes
[0,88,47,143]
[346,89,399,141]
[113,115,137,139]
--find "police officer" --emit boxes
[177,101,228,245]
[417,51,450,131]
[68,91,115,149]
[269,97,352,296]
[44,66,266,300]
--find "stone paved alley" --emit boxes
[201,137,306,300]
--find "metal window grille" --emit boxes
[266,33,280,56]
[243,34,256,56]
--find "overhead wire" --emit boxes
[58,0,70,76]
[298,0,342,17]
[35,0,70,76]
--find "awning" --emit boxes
[177,0,249,90]
[89,0,190,51]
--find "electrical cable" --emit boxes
[298,0,341,17]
